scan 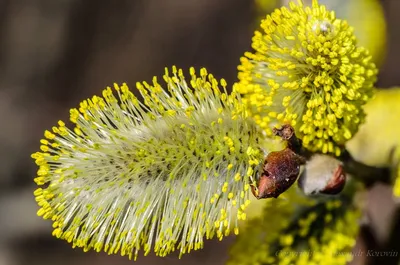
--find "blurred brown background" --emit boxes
[0,0,399,265]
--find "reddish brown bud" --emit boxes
[298,154,347,196]
[251,124,306,199]
[253,149,303,198]
[320,165,346,195]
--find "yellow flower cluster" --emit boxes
[228,190,360,265]
[228,187,314,265]
[236,0,377,156]
[32,67,267,260]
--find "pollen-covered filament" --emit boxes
[32,67,266,259]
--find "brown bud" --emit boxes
[320,164,346,195]
[251,124,306,199]
[298,154,347,196]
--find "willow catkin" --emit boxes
[32,67,267,259]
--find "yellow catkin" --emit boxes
[32,67,268,260]
[228,190,360,265]
[236,0,377,156]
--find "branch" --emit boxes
[339,150,391,187]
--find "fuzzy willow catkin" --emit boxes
[228,192,360,265]
[236,0,378,156]
[32,67,267,260]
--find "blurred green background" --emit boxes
[0,0,399,265]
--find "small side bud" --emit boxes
[298,154,347,196]
[252,124,306,199]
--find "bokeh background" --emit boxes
[0,0,399,264]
